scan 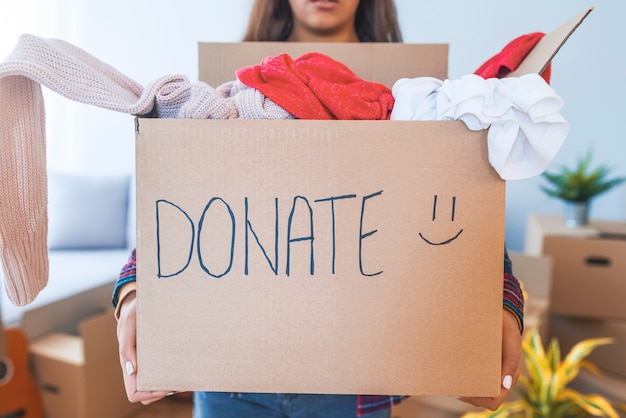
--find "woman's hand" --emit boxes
[457,308,522,411]
[117,292,175,405]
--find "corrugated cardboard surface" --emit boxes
[543,234,626,320]
[508,252,552,300]
[136,118,505,396]
[509,7,593,77]
[198,42,448,88]
[28,309,140,418]
[21,281,115,340]
[81,312,136,418]
[508,252,552,341]
[30,334,85,418]
[524,213,608,256]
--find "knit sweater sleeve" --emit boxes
[503,247,524,333]
[111,248,137,310]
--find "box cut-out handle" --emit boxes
[584,256,611,267]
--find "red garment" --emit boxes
[236,52,394,120]
[474,32,552,83]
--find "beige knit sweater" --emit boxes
[0,33,291,306]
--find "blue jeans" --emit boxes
[193,392,391,418]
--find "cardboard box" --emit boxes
[136,117,505,397]
[524,213,626,255]
[546,233,626,320]
[550,314,626,379]
[544,233,626,320]
[135,10,591,396]
[24,284,140,418]
[199,42,448,88]
[525,214,626,320]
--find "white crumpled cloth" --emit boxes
[390,73,569,180]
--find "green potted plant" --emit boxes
[461,325,626,418]
[540,151,625,227]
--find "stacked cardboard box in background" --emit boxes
[22,283,141,418]
[525,213,626,412]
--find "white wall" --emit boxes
[1,0,624,251]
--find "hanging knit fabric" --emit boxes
[0,33,289,306]
[236,52,395,120]
[0,74,49,308]
[216,80,295,120]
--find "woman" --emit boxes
[243,0,402,43]
[115,1,523,416]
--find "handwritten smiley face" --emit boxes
[418,195,463,246]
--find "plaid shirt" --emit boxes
[113,248,523,416]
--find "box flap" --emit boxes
[508,7,593,77]
[21,282,115,340]
[198,42,448,87]
[135,118,505,396]
[508,252,553,300]
[79,308,116,364]
[30,333,84,366]
[79,309,139,418]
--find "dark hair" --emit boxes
[243,0,403,42]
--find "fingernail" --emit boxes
[167,392,176,397]
[126,361,135,376]
[502,375,512,390]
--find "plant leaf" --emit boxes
[546,337,561,371]
[510,326,618,417]
[561,338,614,382]
[552,399,585,417]
[540,150,626,201]
[460,400,527,417]
[579,359,601,375]
[561,389,619,418]
[522,332,551,406]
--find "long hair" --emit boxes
[243,0,403,42]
